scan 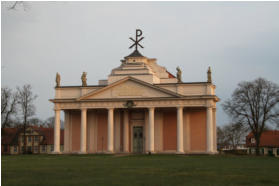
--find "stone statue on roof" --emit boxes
[81,72,87,87]
[207,66,212,83]
[55,72,60,87]
[176,66,182,83]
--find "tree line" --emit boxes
[1,84,60,129]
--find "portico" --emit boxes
[52,94,217,154]
[50,30,219,154]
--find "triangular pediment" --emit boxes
[78,77,181,100]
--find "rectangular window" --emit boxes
[21,146,25,153]
[51,145,54,152]
[22,136,25,142]
[35,136,39,142]
[28,136,32,142]
[14,146,17,152]
[27,146,32,152]
[42,145,46,152]
[34,146,38,152]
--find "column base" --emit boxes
[176,151,185,154]
[207,151,218,155]
[51,151,61,154]
[105,151,115,154]
[78,151,87,154]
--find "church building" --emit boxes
[50,30,219,154]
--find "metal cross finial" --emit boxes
[129,29,144,51]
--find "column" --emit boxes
[177,107,184,153]
[54,109,61,153]
[80,108,87,153]
[107,108,114,153]
[123,110,129,153]
[64,110,69,153]
[148,107,155,153]
[206,107,214,153]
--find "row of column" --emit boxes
[53,107,215,154]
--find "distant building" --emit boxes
[219,144,247,151]
[246,130,279,156]
[1,126,64,155]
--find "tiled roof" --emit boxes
[40,128,64,145]
[1,127,64,145]
[1,128,18,144]
[246,130,279,148]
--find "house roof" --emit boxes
[246,130,279,148]
[40,128,64,145]
[1,128,18,145]
[1,127,64,145]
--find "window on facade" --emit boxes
[34,146,38,152]
[28,136,32,142]
[51,145,54,152]
[251,138,255,144]
[21,146,25,152]
[42,145,46,152]
[27,146,32,152]
[14,146,17,152]
[22,136,25,142]
[35,136,39,142]
[277,148,279,155]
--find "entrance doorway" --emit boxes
[133,126,144,153]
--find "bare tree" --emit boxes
[5,1,29,11]
[217,126,228,150]
[217,123,246,150]
[17,84,37,154]
[43,116,55,128]
[1,87,18,128]
[29,117,44,127]
[224,123,247,149]
[42,116,64,129]
[223,78,279,155]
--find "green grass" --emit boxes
[2,154,279,186]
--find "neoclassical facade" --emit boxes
[50,32,219,154]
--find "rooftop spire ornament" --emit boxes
[129,29,144,51]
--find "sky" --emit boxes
[2,2,279,126]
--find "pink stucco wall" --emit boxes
[189,109,206,151]
[97,111,108,152]
[163,111,177,151]
[71,111,81,152]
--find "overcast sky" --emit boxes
[2,2,279,126]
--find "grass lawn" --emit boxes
[1,154,279,186]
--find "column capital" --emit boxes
[176,106,183,109]
[54,108,61,111]
[148,107,155,111]
[107,107,114,111]
[80,108,87,111]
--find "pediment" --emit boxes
[78,77,180,100]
